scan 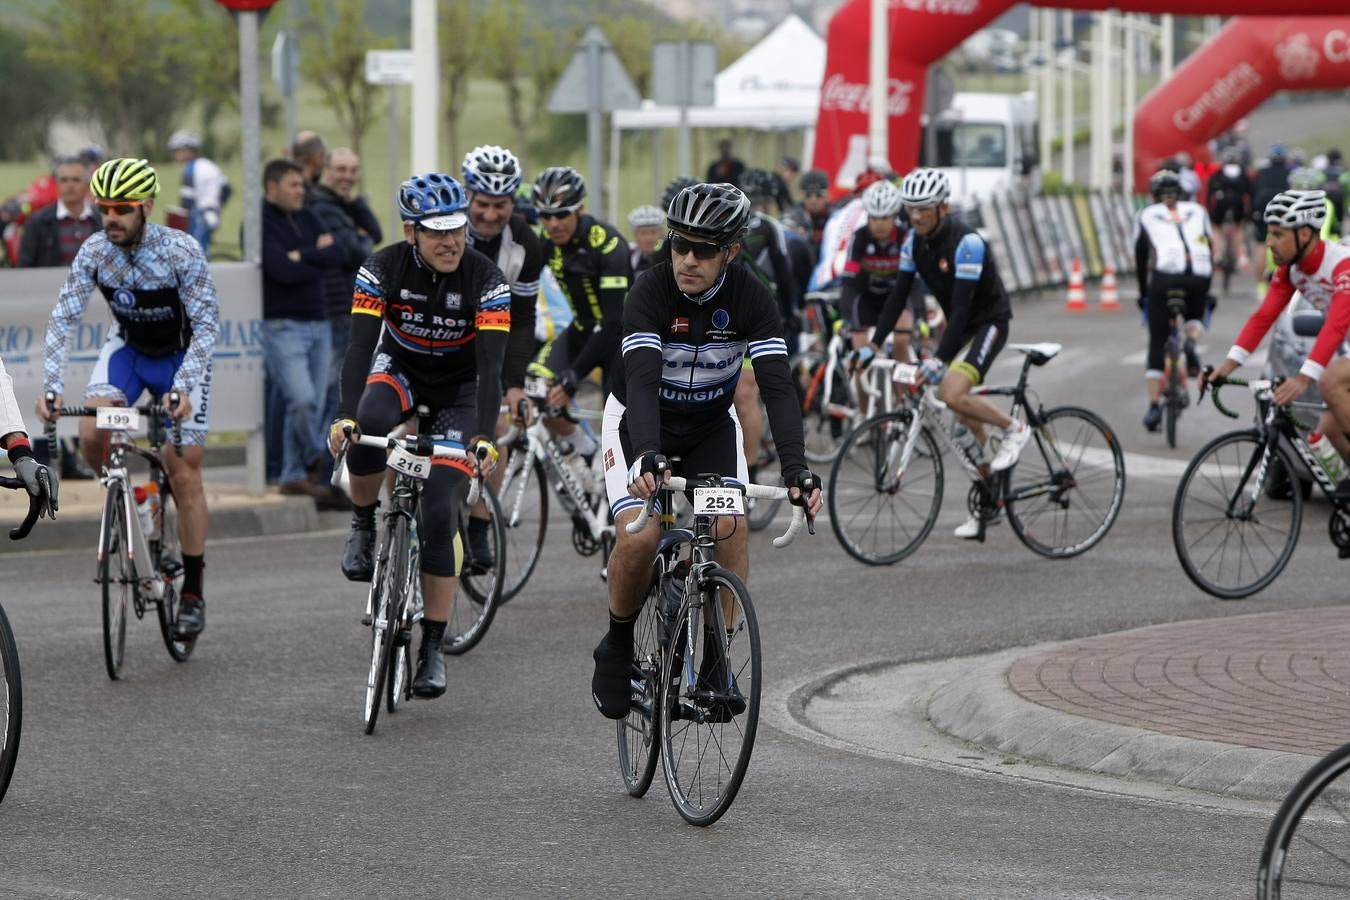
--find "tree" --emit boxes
[438,0,480,165]
[0,21,78,160]
[301,0,391,161]
[480,0,531,170]
[166,0,241,160]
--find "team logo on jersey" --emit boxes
[670,317,690,334]
[112,288,136,309]
[445,291,462,310]
[399,289,428,301]
[589,225,608,249]
[938,258,949,273]
[604,448,615,471]
[711,308,730,330]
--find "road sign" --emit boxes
[365,49,416,86]
[271,31,298,95]
[546,27,640,114]
[651,41,717,108]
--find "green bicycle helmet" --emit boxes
[91,158,160,201]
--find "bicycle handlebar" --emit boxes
[1202,367,1274,421]
[43,391,183,457]
[624,477,811,547]
[0,475,44,540]
[335,425,486,505]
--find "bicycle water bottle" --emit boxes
[952,423,983,465]
[408,520,423,614]
[658,559,690,644]
[134,483,160,540]
[1309,431,1345,482]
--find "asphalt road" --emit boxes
[1,285,1344,899]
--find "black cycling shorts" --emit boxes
[949,321,1008,387]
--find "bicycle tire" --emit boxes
[100,483,129,681]
[1005,406,1126,559]
[0,603,21,806]
[659,566,760,826]
[1172,429,1302,599]
[617,567,665,798]
[444,485,504,655]
[828,411,943,566]
[496,452,548,604]
[364,518,405,735]
[1257,740,1350,899]
[387,640,410,714]
[792,351,853,464]
[1165,380,1180,450]
[153,484,194,663]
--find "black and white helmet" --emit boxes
[462,145,523,197]
[861,179,904,218]
[627,205,665,229]
[666,182,751,244]
[1149,169,1182,199]
[739,168,777,201]
[1264,190,1328,230]
[661,176,697,213]
[532,166,585,213]
[900,168,950,207]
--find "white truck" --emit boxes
[921,91,1041,204]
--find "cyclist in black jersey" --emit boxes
[531,166,631,463]
[792,169,832,255]
[841,178,916,400]
[329,172,509,699]
[589,182,823,719]
[867,168,1031,538]
[461,145,542,571]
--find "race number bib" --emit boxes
[387,444,431,480]
[96,407,141,431]
[524,375,550,398]
[892,363,920,385]
[693,486,744,516]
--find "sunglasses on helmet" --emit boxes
[667,232,726,261]
[95,200,145,216]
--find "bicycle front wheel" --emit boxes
[1258,741,1350,899]
[0,603,21,805]
[617,567,665,798]
[659,567,760,826]
[497,452,548,604]
[1164,380,1180,450]
[1172,430,1301,599]
[1005,406,1126,558]
[828,411,943,565]
[365,518,406,735]
[99,483,130,681]
[444,485,504,655]
[153,484,194,663]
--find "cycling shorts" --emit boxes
[601,393,748,521]
[949,321,1008,387]
[87,334,212,447]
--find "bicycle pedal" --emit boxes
[360,613,372,626]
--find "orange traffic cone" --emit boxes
[1065,258,1087,312]
[1098,264,1120,311]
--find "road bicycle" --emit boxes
[827,343,1126,565]
[1257,739,1350,899]
[615,474,810,826]
[333,412,500,735]
[1173,371,1350,599]
[1160,293,1194,450]
[0,473,47,804]
[47,396,195,679]
[791,290,856,463]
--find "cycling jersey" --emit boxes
[43,223,219,397]
[612,260,806,481]
[1205,165,1252,224]
[873,218,1011,365]
[1229,240,1350,381]
[467,213,541,389]
[339,241,510,440]
[839,222,902,329]
[544,213,631,379]
[740,212,800,320]
[1133,201,1214,295]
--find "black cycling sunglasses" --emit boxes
[667,231,725,260]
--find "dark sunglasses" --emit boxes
[538,208,575,221]
[668,232,725,260]
[95,200,144,215]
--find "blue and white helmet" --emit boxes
[398,172,468,229]
[462,145,523,197]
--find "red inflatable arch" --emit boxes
[813,0,1349,194]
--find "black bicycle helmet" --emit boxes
[661,176,698,213]
[739,168,777,201]
[666,182,751,244]
[1149,169,1182,200]
[532,166,585,212]
[799,169,829,194]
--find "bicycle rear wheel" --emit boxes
[828,411,943,565]
[364,518,405,735]
[497,452,547,604]
[617,566,665,798]
[153,484,194,663]
[1257,741,1350,899]
[1172,429,1302,599]
[1005,406,1126,558]
[444,485,504,655]
[0,603,21,805]
[1164,379,1180,450]
[99,483,130,681]
[659,567,760,827]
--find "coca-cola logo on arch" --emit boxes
[820,74,915,116]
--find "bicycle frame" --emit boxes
[500,417,610,545]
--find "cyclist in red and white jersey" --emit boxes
[1210,189,1350,494]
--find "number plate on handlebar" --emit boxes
[524,375,550,399]
[892,363,919,385]
[95,407,141,431]
[387,444,431,480]
[693,486,744,516]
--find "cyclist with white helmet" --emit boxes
[1134,168,1215,432]
[461,145,543,571]
[626,204,665,273]
[1210,189,1350,496]
[167,130,228,254]
[864,167,1029,539]
[330,172,509,699]
[840,178,917,391]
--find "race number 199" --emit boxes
[95,407,141,431]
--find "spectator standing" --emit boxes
[18,157,101,268]
[260,159,344,499]
[773,156,799,213]
[705,138,747,185]
[168,131,229,255]
[291,131,328,195]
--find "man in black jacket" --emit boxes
[18,157,101,268]
[260,159,345,498]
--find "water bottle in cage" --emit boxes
[951,422,983,466]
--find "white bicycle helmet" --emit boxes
[1264,190,1328,230]
[627,205,665,229]
[900,168,950,207]
[861,179,904,218]
[167,130,200,152]
[462,145,523,197]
